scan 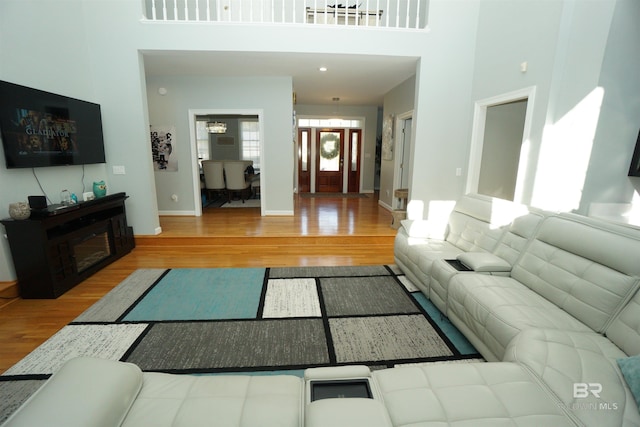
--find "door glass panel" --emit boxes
[351,133,358,172]
[319,131,341,171]
[301,131,309,172]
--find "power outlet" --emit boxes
[113,165,126,175]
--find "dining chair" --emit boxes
[201,160,226,201]
[223,161,252,202]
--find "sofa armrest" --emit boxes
[456,252,511,273]
[3,357,143,427]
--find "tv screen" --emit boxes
[0,80,106,169]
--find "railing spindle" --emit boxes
[385,0,390,27]
[151,0,157,20]
[324,0,328,25]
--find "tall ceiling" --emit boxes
[142,51,418,106]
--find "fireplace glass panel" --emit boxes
[74,231,111,273]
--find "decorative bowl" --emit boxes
[9,201,30,220]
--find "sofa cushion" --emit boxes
[490,210,547,266]
[511,215,640,333]
[305,399,392,427]
[447,274,593,360]
[606,287,640,356]
[121,372,302,427]
[373,363,574,427]
[504,328,640,426]
[2,357,143,427]
[394,227,463,294]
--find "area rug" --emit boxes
[0,265,481,422]
[220,199,261,208]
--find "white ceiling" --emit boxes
[142,51,418,106]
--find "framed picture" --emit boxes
[382,114,394,161]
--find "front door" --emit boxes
[316,129,344,192]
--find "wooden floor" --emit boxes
[0,193,396,373]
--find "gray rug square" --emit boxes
[321,276,420,316]
[269,265,390,278]
[329,315,453,363]
[74,269,167,322]
[125,319,329,371]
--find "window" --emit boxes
[241,120,260,170]
[298,118,362,128]
[196,120,210,162]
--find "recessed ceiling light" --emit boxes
[319,66,328,72]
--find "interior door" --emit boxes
[316,129,344,192]
[348,129,361,193]
[298,128,311,192]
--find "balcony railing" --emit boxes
[142,0,428,30]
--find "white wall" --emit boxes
[468,0,640,221]
[381,76,416,210]
[408,1,480,218]
[579,0,640,222]
[0,0,111,279]
[147,74,293,214]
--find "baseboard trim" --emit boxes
[264,210,294,216]
[378,200,393,212]
[158,210,196,216]
[0,281,19,299]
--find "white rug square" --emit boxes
[262,278,321,318]
[3,324,148,376]
[330,315,453,363]
[397,274,420,292]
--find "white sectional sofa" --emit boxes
[4,193,640,426]
[392,193,640,426]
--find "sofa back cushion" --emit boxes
[491,210,547,266]
[607,288,640,356]
[512,214,640,333]
[445,194,527,253]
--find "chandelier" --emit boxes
[206,121,227,134]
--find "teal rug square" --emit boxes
[411,292,477,355]
[123,268,266,321]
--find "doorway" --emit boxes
[188,108,265,216]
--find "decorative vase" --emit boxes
[8,202,30,220]
[93,181,107,198]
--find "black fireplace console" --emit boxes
[1,192,135,298]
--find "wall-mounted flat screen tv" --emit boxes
[0,80,106,169]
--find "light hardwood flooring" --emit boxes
[0,193,396,373]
